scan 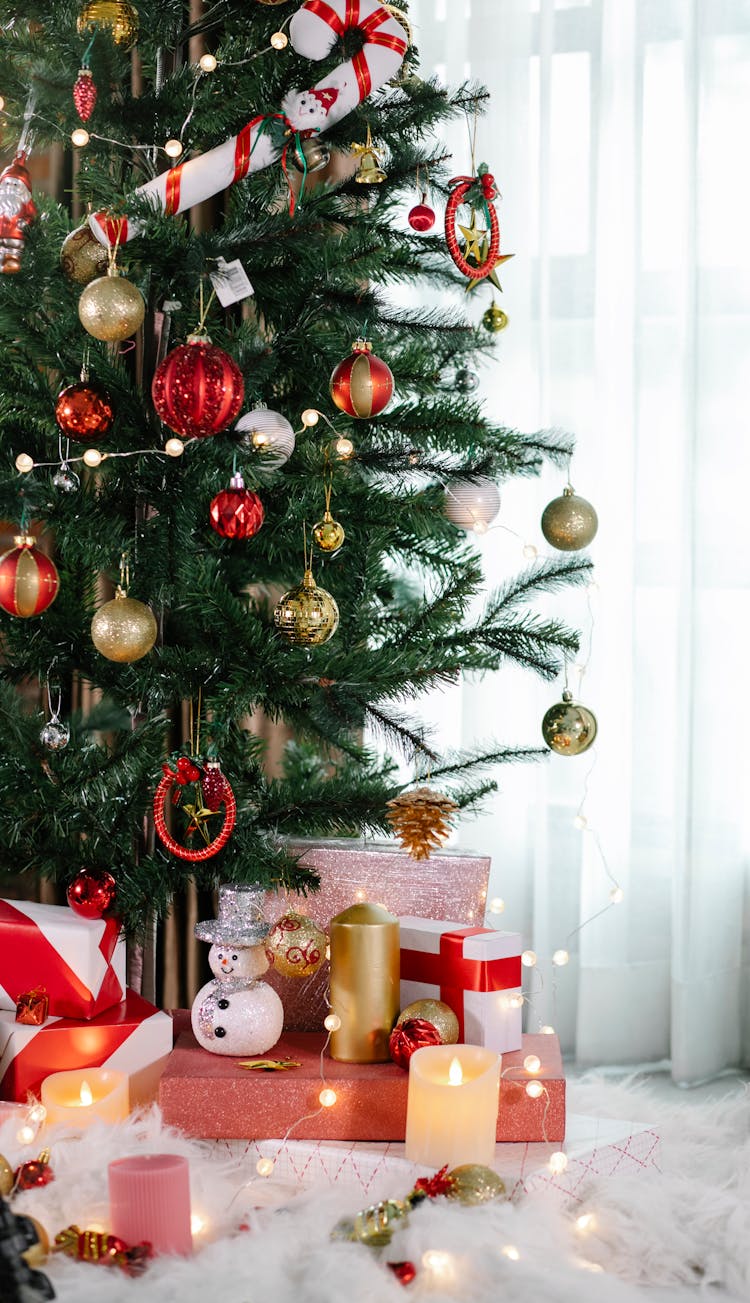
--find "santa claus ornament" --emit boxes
[0,152,37,274]
[192,884,284,1056]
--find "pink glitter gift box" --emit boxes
[263,839,491,1031]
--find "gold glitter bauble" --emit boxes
[77,0,139,49]
[273,568,339,647]
[447,1165,507,1206]
[78,270,145,342]
[542,690,597,756]
[397,999,459,1045]
[266,912,327,979]
[91,589,157,662]
[482,303,509,333]
[60,224,109,285]
[0,1152,13,1196]
[541,486,598,551]
[313,511,346,554]
[386,785,458,860]
[21,1217,50,1268]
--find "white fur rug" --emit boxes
[4,1076,749,1303]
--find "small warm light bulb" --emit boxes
[573,814,588,830]
[422,1250,453,1275]
[587,578,599,592]
[523,543,538,559]
[199,53,217,72]
[334,436,355,459]
[165,437,185,457]
[301,408,320,427]
[610,886,624,904]
[355,888,367,901]
[27,1105,46,1125]
[252,430,270,447]
[473,519,488,536]
[501,1245,520,1261]
[526,1080,544,1099]
[83,448,103,467]
[164,138,183,159]
[552,948,570,967]
[256,1157,275,1177]
[448,1057,463,1086]
[488,897,505,915]
[190,1213,206,1234]
[15,452,34,473]
[71,127,90,147]
[521,950,537,968]
[17,1125,35,1145]
[319,1088,337,1108]
[508,994,524,1009]
[548,1151,568,1174]
[324,1013,341,1032]
[523,1054,541,1074]
[270,30,288,49]
[80,1080,94,1106]
[0,97,5,112]
[325,942,331,961]
[576,1213,596,1232]
[540,1024,555,1035]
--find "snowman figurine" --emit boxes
[191,884,284,1056]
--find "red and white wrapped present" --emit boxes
[0,898,126,1022]
[399,917,523,1053]
[0,989,173,1106]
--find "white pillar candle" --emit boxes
[41,1068,128,1127]
[405,1044,500,1169]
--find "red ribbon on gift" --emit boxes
[0,900,123,1021]
[400,928,522,1040]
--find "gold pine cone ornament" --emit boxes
[386,786,458,860]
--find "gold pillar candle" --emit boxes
[405,1045,500,1169]
[329,903,400,1062]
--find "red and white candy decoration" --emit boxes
[88,0,407,247]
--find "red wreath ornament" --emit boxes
[444,166,501,281]
[153,756,236,862]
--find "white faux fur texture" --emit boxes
[3,1076,749,1303]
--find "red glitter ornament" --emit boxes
[14,1152,54,1190]
[66,868,117,919]
[0,533,59,618]
[408,199,435,232]
[388,1262,417,1287]
[73,69,98,122]
[330,338,393,419]
[201,760,227,812]
[389,1017,442,1069]
[55,381,114,440]
[209,472,264,539]
[152,332,244,439]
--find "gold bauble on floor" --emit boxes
[446,1164,507,1205]
[60,224,109,286]
[78,271,145,342]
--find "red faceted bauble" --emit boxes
[330,339,394,418]
[67,868,117,919]
[73,69,97,122]
[408,202,435,232]
[152,333,244,439]
[0,534,59,618]
[209,472,264,539]
[14,1158,54,1190]
[389,1017,443,1069]
[55,381,114,440]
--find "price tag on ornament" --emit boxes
[209,257,255,307]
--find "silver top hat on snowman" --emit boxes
[195,883,269,946]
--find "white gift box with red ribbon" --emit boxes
[399,917,523,1054]
[0,989,173,1105]
[0,898,126,1021]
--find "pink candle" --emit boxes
[109,1154,192,1256]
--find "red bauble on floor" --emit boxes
[67,868,117,919]
[209,472,264,539]
[55,381,114,440]
[152,333,244,438]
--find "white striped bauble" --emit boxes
[236,405,295,468]
[444,478,501,534]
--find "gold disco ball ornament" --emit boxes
[313,511,346,554]
[397,999,459,1045]
[77,0,140,49]
[541,485,599,551]
[446,1165,507,1206]
[78,268,145,343]
[91,586,157,662]
[273,567,339,647]
[542,689,597,757]
[482,302,509,333]
[60,224,109,285]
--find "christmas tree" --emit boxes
[0,0,590,943]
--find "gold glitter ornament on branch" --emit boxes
[91,554,157,663]
[542,690,597,756]
[60,224,109,285]
[386,786,459,860]
[78,267,145,342]
[541,485,598,551]
[77,0,139,49]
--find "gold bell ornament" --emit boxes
[291,135,331,175]
[352,125,387,184]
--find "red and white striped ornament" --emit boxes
[73,69,97,122]
[0,533,59,618]
[330,338,393,419]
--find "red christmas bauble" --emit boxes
[55,381,114,440]
[152,333,244,439]
[388,1262,417,1287]
[73,69,97,122]
[14,1158,54,1190]
[209,472,264,539]
[389,1017,443,1069]
[330,339,394,419]
[408,202,435,232]
[0,534,59,618]
[67,868,117,919]
[201,760,227,811]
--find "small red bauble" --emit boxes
[0,534,59,618]
[15,1155,54,1190]
[388,1262,417,1287]
[209,472,264,539]
[66,868,117,919]
[152,332,244,439]
[408,201,435,232]
[330,338,394,419]
[73,69,98,121]
[55,381,114,440]
[389,1017,442,1069]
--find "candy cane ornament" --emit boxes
[89,0,407,247]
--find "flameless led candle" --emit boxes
[405,1044,500,1169]
[40,1068,128,1128]
[109,1154,192,1256]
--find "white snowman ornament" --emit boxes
[191,884,284,1056]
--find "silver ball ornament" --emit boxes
[52,463,80,493]
[455,367,480,394]
[40,719,70,751]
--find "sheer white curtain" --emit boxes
[406,0,750,1082]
